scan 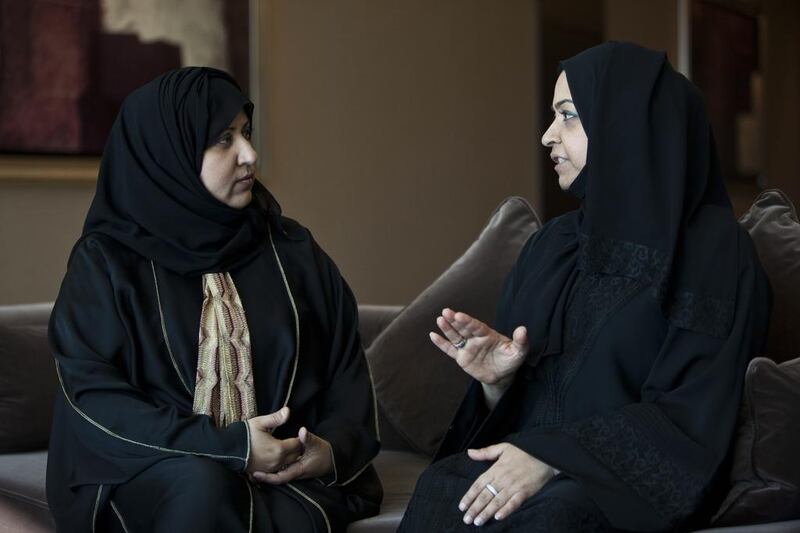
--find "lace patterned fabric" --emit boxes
[668,290,735,339]
[562,406,706,527]
[579,232,735,338]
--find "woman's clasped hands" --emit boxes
[245,407,334,484]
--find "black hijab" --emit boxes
[500,42,741,363]
[81,67,274,276]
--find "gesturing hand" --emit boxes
[430,308,528,387]
[251,426,334,485]
[460,443,555,526]
[245,407,302,475]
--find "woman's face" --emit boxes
[541,71,588,191]
[200,111,258,209]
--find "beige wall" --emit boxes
[3,1,797,307]
[0,175,95,304]
[0,0,541,306]
[259,0,541,304]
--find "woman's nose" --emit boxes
[239,140,258,167]
[541,120,559,147]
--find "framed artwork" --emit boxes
[0,0,254,181]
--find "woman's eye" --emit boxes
[217,134,232,146]
[561,111,576,121]
[243,128,252,140]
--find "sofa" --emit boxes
[2,192,800,532]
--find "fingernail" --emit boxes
[474,517,483,526]
[458,503,465,512]
[463,515,472,525]
[495,513,503,520]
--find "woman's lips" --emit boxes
[235,174,255,185]
[553,157,568,172]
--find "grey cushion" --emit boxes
[712,356,800,526]
[0,451,48,509]
[0,325,57,452]
[348,450,429,533]
[739,189,800,363]
[0,450,54,532]
[0,303,53,328]
[366,197,541,456]
[358,305,404,349]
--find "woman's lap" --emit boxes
[102,456,318,533]
[398,453,611,532]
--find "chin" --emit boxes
[558,174,577,191]
[228,192,253,209]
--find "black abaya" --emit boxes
[47,224,382,533]
[399,42,771,532]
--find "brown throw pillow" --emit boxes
[367,197,542,456]
[0,324,57,452]
[739,189,800,363]
[712,356,800,526]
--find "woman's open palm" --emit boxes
[430,308,528,386]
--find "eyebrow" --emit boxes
[220,121,252,133]
[551,99,574,111]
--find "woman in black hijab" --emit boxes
[398,42,771,532]
[46,67,381,532]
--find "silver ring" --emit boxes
[452,337,467,349]
[485,483,499,497]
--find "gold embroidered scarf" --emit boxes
[193,272,257,427]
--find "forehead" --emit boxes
[227,110,250,128]
[552,71,573,104]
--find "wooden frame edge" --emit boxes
[0,155,99,183]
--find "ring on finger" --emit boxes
[485,483,499,497]
[453,337,467,349]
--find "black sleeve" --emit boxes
[310,248,381,486]
[49,238,250,487]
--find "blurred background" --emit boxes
[1,0,797,306]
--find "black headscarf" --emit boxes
[81,67,274,275]
[501,41,741,363]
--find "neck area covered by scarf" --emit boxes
[193,272,257,427]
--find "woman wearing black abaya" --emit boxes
[46,67,381,532]
[398,42,771,532]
